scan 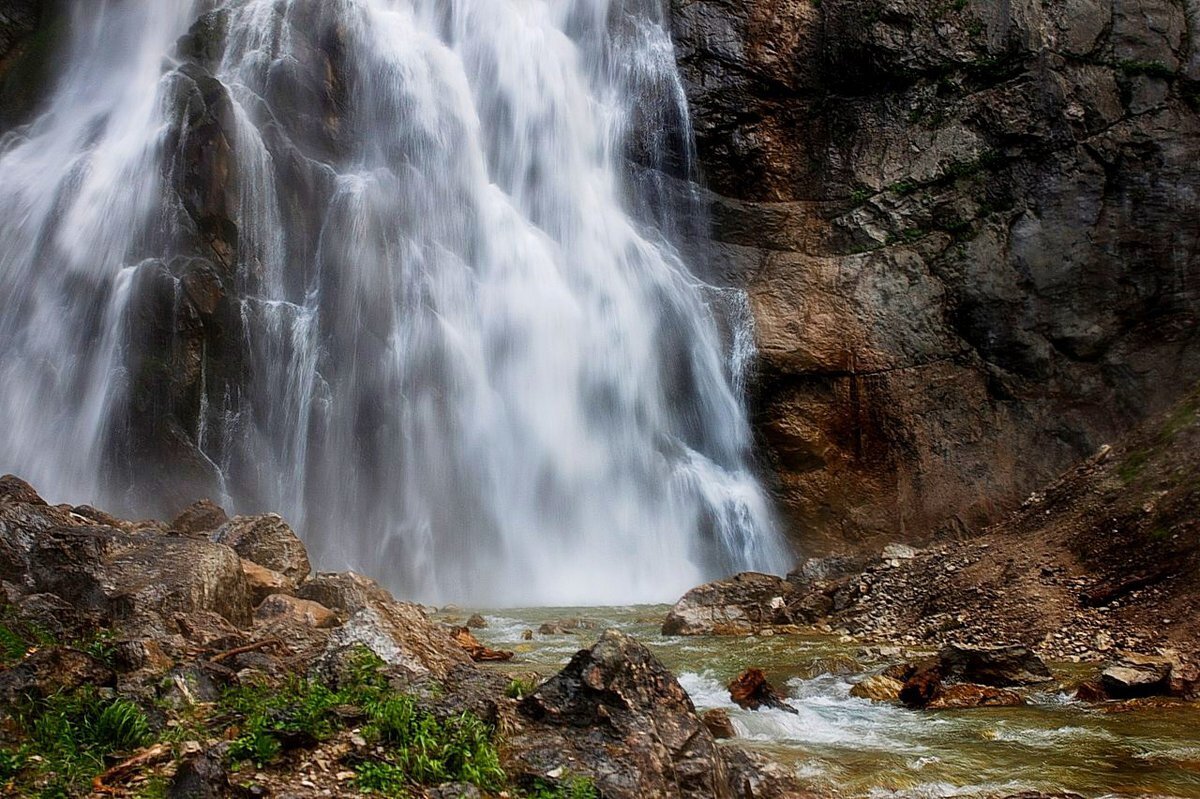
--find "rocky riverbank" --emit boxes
[662,389,1200,699]
[0,477,806,799]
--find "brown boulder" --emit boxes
[663,573,801,636]
[466,613,488,629]
[171,499,229,535]
[937,643,1052,687]
[899,661,944,708]
[0,647,115,703]
[0,474,46,505]
[728,668,797,713]
[701,708,737,739]
[926,683,1025,709]
[254,594,338,629]
[1100,655,1172,698]
[294,571,394,619]
[241,560,294,605]
[449,626,514,662]
[850,673,904,702]
[511,630,734,799]
[212,514,310,583]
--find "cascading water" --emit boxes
[0,0,791,605]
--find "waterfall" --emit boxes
[0,0,791,605]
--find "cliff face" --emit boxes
[671,0,1200,552]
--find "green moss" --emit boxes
[888,179,919,195]
[524,776,601,799]
[1118,59,1176,79]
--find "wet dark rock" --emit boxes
[169,746,244,799]
[899,661,944,709]
[0,474,46,506]
[701,708,737,739]
[170,499,230,535]
[728,668,798,714]
[926,683,1024,709]
[511,630,734,799]
[212,514,311,584]
[466,613,488,629]
[938,643,1052,687]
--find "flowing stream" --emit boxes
[0,0,790,605]
[462,606,1200,799]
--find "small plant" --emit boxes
[0,624,27,665]
[224,677,341,766]
[888,178,918,195]
[355,760,411,795]
[505,677,538,699]
[0,747,28,783]
[525,776,601,799]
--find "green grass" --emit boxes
[525,776,601,799]
[221,645,504,794]
[505,677,538,699]
[4,689,153,796]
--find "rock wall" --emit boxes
[670,0,1200,553]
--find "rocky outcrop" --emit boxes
[212,514,311,584]
[937,643,1052,686]
[663,572,808,635]
[670,0,1200,553]
[510,630,808,799]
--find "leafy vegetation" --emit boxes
[505,676,538,699]
[3,689,152,796]
[525,776,601,799]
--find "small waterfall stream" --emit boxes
[0,0,790,605]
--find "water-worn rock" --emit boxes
[510,630,734,799]
[448,626,514,662]
[212,514,310,583]
[729,668,798,713]
[170,499,229,535]
[938,643,1052,686]
[663,572,803,635]
[1100,655,1172,698]
[466,613,488,629]
[850,673,905,702]
[926,683,1025,709]
[701,708,737,739]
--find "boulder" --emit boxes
[701,708,737,739]
[466,613,488,629]
[0,474,46,505]
[662,573,800,636]
[850,673,904,702]
[294,571,394,619]
[511,630,735,799]
[241,560,294,605]
[13,524,251,632]
[728,668,798,713]
[323,602,471,679]
[212,514,310,583]
[1100,655,1172,698]
[449,626,514,662]
[926,684,1025,709]
[899,661,943,708]
[254,593,338,629]
[937,643,1052,687]
[0,647,115,703]
[169,747,243,799]
[170,499,229,535]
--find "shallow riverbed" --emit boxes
[435,605,1200,798]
